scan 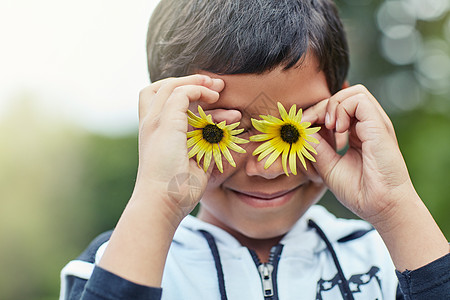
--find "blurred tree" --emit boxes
[394,111,450,237]
[76,134,138,235]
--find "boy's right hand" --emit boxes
[132,74,225,221]
[99,75,228,287]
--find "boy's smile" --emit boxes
[193,53,336,251]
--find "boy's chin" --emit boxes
[236,220,296,241]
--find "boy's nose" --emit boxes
[244,149,292,179]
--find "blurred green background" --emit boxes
[1,0,449,299]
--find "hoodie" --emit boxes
[60,205,448,299]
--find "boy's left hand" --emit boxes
[303,84,448,271]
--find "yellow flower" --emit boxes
[250,102,320,176]
[187,106,249,173]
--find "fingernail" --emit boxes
[212,78,224,85]
[335,120,340,131]
[325,112,330,126]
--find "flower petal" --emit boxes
[203,144,213,172]
[281,145,290,176]
[217,120,226,129]
[304,126,321,135]
[277,102,289,121]
[257,145,276,162]
[301,147,316,162]
[251,119,270,133]
[227,141,247,154]
[187,133,203,148]
[229,132,248,143]
[198,105,207,120]
[264,148,282,170]
[220,142,236,167]
[297,148,307,170]
[288,104,297,120]
[187,109,202,122]
[187,130,202,138]
[253,140,274,155]
[257,137,284,159]
[230,136,250,144]
[188,117,208,128]
[230,129,244,135]
[303,141,318,155]
[225,122,240,131]
[289,146,297,175]
[301,121,312,128]
[213,143,223,173]
[294,109,303,123]
[249,133,273,142]
[262,137,285,168]
[196,143,207,167]
[259,115,284,124]
[304,135,320,144]
[188,138,206,158]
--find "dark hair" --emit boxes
[147,0,349,94]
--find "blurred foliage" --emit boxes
[1,1,449,299]
[394,111,450,229]
[0,98,138,300]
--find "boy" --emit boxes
[60,0,449,299]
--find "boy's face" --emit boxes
[194,53,336,240]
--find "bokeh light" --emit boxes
[416,39,450,94]
[380,28,422,65]
[404,0,449,21]
[374,0,450,114]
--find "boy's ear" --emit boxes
[341,80,350,89]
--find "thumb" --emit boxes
[209,108,242,124]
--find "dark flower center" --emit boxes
[202,124,224,143]
[280,124,300,144]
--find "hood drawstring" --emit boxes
[199,230,229,300]
[199,220,356,300]
[308,219,355,300]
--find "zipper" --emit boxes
[249,244,284,300]
[258,263,274,297]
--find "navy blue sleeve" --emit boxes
[65,276,88,300]
[81,266,162,300]
[396,252,450,299]
[62,230,162,300]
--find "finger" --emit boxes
[155,75,224,107]
[206,109,242,124]
[140,75,225,120]
[334,94,390,145]
[140,76,204,119]
[302,99,329,125]
[325,97,339,130]
[150,74,223,94]
[326,85,395,137]
[160,85,221,129]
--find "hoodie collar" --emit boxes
[174,205,372,253]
